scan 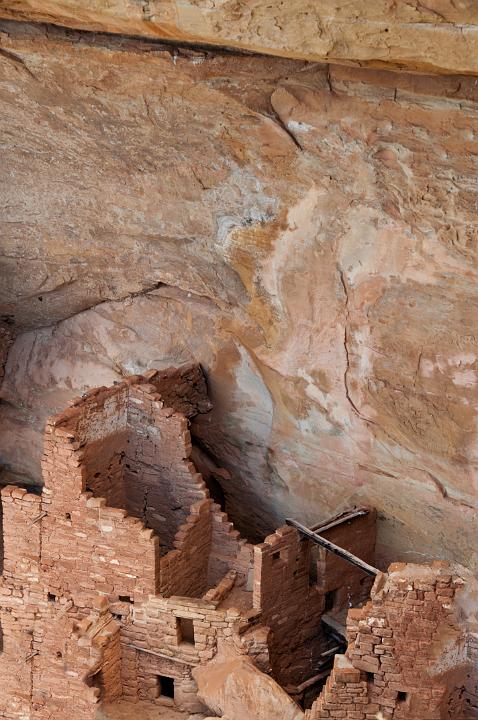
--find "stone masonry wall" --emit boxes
[307,562,471,720]
[253,525,327,688]
[147,365,213,419]
[1,366,473,720]
[39,369,221,607]
[121,594,243,712]
[159,498,213,598]
[82,431,128,510]
[317,510,377,614]
[125,381,206,552]
[0,487,41,720]
[307,654,369,720]
[207,503,254,590]
[0,365,259,718]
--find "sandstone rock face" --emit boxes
[1,1,478,75]
[193,647,304,720]
[0,21,477,570]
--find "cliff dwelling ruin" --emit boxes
[0,365,476,720]
[0,2,478,720]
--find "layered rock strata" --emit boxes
[0,19,477,570]
[0,1,477,74]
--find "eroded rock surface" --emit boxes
[193,646,304,720]
[0,21,477,569]
[1,1,478,74]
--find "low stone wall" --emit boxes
[159,498,213,598]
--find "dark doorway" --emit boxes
[157,675,174,699]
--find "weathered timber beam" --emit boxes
[126,644,199,666]
[310,507,369,534]
[285,517,379,576]
[285,665,334,695]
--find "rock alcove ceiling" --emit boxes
[0,5,477,575]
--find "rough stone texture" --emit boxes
[0,368,378,719]
[316,509,377,613]
[1,372,476,719]
[0,322,14,384]
[1,1,478,74]
[0,368,255,719]
[252,524,327,687]
[98,702,188,720]
[1,21,478,571]
[307,563,478,720]
[193,646,304,720]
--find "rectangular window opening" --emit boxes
[157,675,174,699]
[397,691,408,704]
[272,550,281,561]
[177,617,195,645]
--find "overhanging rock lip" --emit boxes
[0,3,477,76]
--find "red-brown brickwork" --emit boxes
[253,524,328,688]
[0,487,42,720]
[307,562,474,720]
[315,509,377,615]
[120,594,244,713]
[0,366,474,720]
[307,654,369,720]
[0,366,257,719]
[145,364,213,419]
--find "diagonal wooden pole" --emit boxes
[285,517,379,576]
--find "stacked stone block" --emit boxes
[0,487,42,719]
[207,503,254,589]
[347,562,466,719]
[145,364,213,418]
[307,654,369,720]
[122,593,243,713]
[316,509,377,613]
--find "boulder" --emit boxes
[193,649,304,720]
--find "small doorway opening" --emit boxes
[157,675,175,699]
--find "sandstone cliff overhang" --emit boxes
[0,0,477,75]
